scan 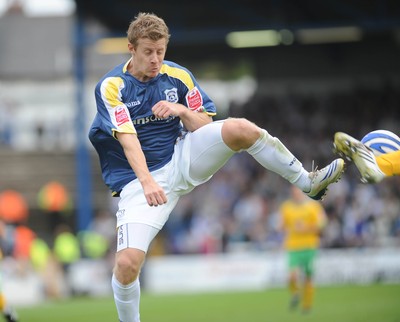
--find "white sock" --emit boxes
[247,129,311,191]
[293,171,312,193]
[112,274,141,322]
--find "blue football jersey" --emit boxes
[88,59,217,196]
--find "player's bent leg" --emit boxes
[188,118,306,184]
[188,119,343,200]
[186,120,236,181]
[334,132,385,183]
[221,118,262,151]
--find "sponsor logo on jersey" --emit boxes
[164,88,179,103]
[186,87,204,112]
[115,106,130,126]
[132,115,176,125]
[125,100,141,107]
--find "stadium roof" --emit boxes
[74,0,400,45]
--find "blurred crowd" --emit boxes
[0,183,116,300]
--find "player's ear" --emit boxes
[128,42,135,54]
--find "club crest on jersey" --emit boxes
[186,87,204,112]
[115,106,130,126]
[164,88,179,103]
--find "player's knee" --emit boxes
[222,118,261,150]
[114,253,141,284]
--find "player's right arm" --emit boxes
[116,132,167,207]
[97,76,167,206]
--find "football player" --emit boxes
[334,131,400,183]
[279,186,328,313]
[89,12,345,322]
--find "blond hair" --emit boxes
[127,12,171,48]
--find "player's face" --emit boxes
[128,38,167,82]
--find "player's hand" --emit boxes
[141,178,168,207]
[152,100,183,119]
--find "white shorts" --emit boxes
[116,223,159,253]
[115,120,235,250]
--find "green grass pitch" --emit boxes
[17,283,400,322]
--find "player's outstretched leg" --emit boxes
[306,158,344,200]
[333,132,385,183]
[200,119,344,201]
[239,125,344,201]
